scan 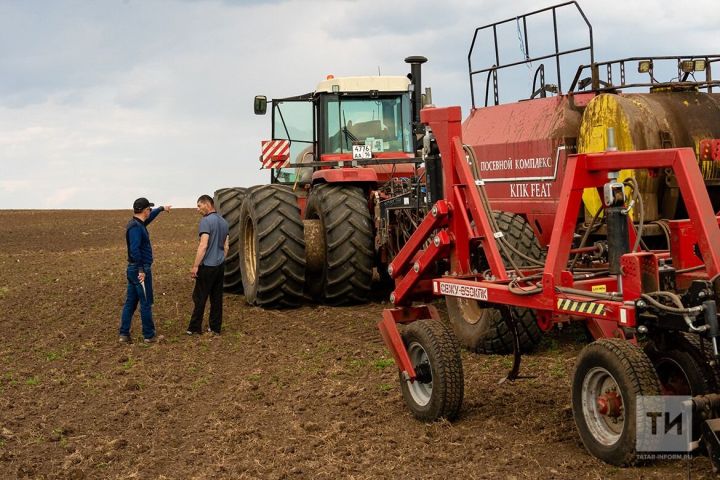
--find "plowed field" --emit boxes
[0,209,713,479]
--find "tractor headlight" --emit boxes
[679,59,706,73]
[681,60,695,73]
[638,60,653,73]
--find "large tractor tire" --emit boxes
[305,184,374,306]
[399,319,464,421]
[572,339,661,466]
[239,185,306,308]
[445,212,545,354]
[214,187,248,293]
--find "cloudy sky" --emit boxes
[1,0,717,209]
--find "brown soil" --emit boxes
[0,209,713,479]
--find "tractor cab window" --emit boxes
[323,94,412,154]
[272,99,315,184]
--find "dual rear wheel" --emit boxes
[231,183,374,308]
[238,185,306,307]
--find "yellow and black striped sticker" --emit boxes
[557,298,606,316]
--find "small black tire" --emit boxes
[644,340,712,397]
[239,185,306,308]
[645,333,717,442]
[446,212,544,354]
[676,332,720,391]
[305,184,374,305]
[572,338,661,466]
[214,187,248,293]
[399,319,464,421]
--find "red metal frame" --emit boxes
[312,152,417,185]
[379,105,720,381]
[311,167,378,184]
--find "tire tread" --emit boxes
[240,185,306,308]
[306,184,373,305]
[400,320,464,421]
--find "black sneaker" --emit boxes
[186,330,202,336]
[118,335,132,344]
[207,328,220,336]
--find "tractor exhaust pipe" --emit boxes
[405,55,428,149]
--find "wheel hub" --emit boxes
[582,366,625,445]
[596,391,622,417]
[406,341,433,407]
[415,362,432,384]
[456,298,483,325]
[242,216,256,284]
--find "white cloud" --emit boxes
[0,0,718,208]
[0,180,31,193]
[44,187,83,208]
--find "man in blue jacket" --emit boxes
[119,197,172,343]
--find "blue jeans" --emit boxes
[119,265,155,339]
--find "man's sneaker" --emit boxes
[207,328,220,336]
[143,335,164,343]
[118,335,132,344]
[186,330,202,336]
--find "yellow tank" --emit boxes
[578,91,720,220]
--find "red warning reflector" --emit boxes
[260,140,290,169]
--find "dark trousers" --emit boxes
[120,265,155,339]
[188,264,224,333]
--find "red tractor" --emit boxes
[214,57,432,307]
[378,1,720,469]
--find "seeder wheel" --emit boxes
[645,333,718,441]
[445,212,545,354]
[644,340,712,396]
[399,320,464,421]
[572,338,660,466]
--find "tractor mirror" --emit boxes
[254,95,268,115]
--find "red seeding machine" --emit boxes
[376,1,720,469]
[213,0,720,467]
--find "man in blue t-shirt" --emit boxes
[187,194,229,335]
[119,197,172,343]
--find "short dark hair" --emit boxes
[197,194,214,206]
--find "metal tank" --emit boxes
[579,91,720,220]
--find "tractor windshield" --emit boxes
[323,94,413,154]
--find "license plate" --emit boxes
[352,144,372,160]
[436,281,488,301]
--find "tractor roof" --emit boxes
[315,76,410,94]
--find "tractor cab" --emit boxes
[256,74,418,185]
[315,76,414,155]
